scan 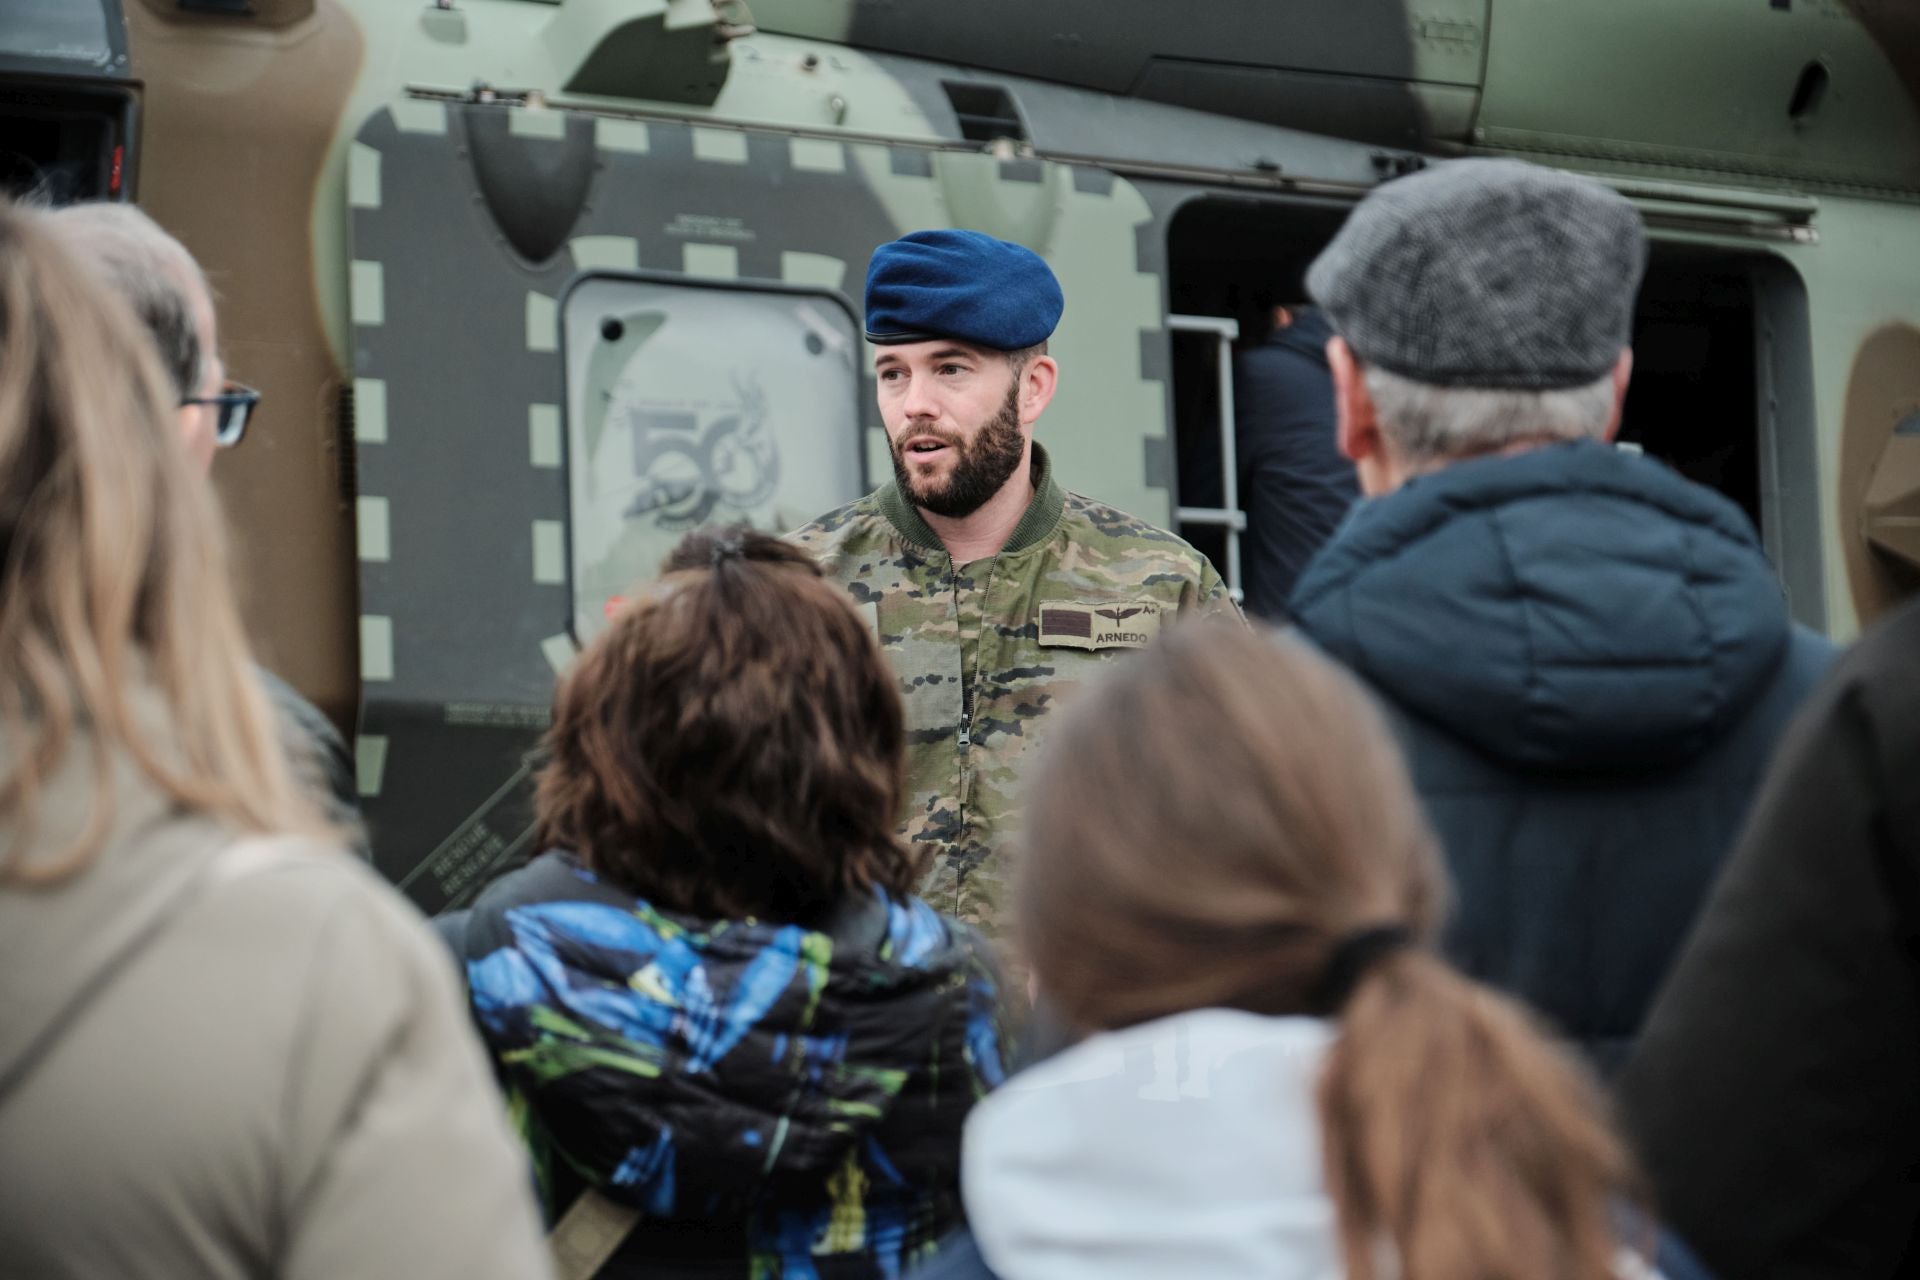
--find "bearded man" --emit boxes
[793,229,1235,935]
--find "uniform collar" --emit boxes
[874,441,1066,558]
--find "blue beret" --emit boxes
[864,229,1063,350]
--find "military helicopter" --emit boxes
[4,0,1918,909]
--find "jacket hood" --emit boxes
[965,1009,1342,1280]
[463,852,1004,1218]
[0,724,236,1089]
[1290,442,1790,772]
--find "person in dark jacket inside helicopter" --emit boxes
[1232,303,1359,621]
[452,528,1009,1280]
[1287,158,1831,1069]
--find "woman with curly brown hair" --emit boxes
[451,527,1008,1280]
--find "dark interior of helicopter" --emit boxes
[0,82,137,206]
[1166,195,1775,577]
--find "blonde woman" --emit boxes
[0,201,550,1279]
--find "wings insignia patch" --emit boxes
[1038,602,1162,651]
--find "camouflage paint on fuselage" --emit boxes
[761,0,1457,150]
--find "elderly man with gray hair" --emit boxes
[1287,158,1831,1069]
[50,202,360,831]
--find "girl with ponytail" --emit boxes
[944,621,1671,1280]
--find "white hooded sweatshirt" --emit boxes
[963,1009,1344,1280]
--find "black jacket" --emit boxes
[1618,598,1920,1280]
[257,667,361,837]
[456,851,1008,1279]
[1231,309,1358,621]
[1290,442,1831,1067]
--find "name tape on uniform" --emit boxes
[1037,603,1163,651]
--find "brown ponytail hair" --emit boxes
[1019,621,1642,1280]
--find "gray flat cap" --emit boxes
[1307,158,1647,390]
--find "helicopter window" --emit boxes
[1164,195,1801,612]
[558,274,865,645]
[0,83,134,204]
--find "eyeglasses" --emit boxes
[181,381,261,448]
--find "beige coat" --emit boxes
[0,727,551,1279]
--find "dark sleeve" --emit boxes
[431,909,474,970]
[1012,997,1079,1072]
[1617,631,1920,1280]
[954,923,1015,1089]
[257,668,365,842]
[1231,347,1354,622]
[1655,1225,1719,1280]
[1231,350,1288,621]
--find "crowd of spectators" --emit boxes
[4,154,1916,1280]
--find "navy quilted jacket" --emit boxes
[1290,441,1831,1068]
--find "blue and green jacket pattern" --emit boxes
[459,851,1007,1279]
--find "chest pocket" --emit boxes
[1036,602,1165,651]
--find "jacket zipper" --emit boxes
[951,562,972,903]
[955,564,972,752]
[950,555,997,896]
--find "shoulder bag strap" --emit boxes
[549,1189,643,1280]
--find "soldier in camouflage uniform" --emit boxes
[792,230,1236,934]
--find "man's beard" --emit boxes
[890,380,1027,520]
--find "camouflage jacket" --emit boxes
[792,444,1236,933]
